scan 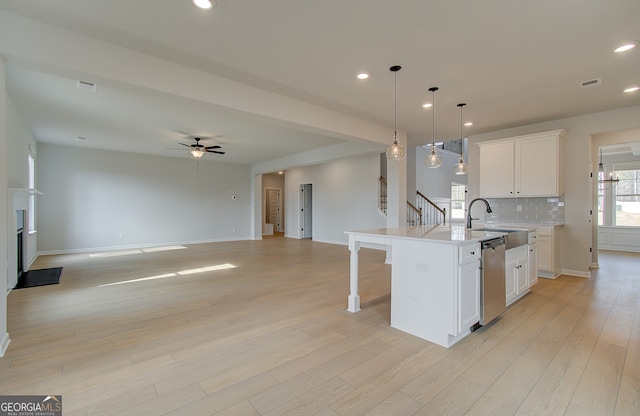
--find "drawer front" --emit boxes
[537,227,552,236]
[528,231,538,244]
[459,243,481,264]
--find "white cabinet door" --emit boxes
[479,141,515,197]
[516,260,529,295]
[458,260,481,332]
[528,243,538,287]
[515,135,561,197]
[478,130,564,198]
[537,235,552,272]
[505,254,517,304]
[506,246,528,306]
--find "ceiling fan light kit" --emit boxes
[179,137,225,157]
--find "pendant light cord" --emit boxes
[458,103,466,157]
[394,70,398,143]
[428,87,439,149]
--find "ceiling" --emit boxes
[1,0,639,167]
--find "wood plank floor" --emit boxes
[1,239,639,415]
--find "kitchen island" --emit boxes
[346,225,509,347]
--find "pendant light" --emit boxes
[453,103,469,175]
[598,147,619,190]
[424,87,443,168]
[386,65,406,161]
[598,148,605,174]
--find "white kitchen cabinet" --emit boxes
[478,129,565,198]
[537,225,562,278]
[528,241,538,287]
[458,244,481,333]
[389,238,481,347]
[478,141,515,198]
[506,245,529,306]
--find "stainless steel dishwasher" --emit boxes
[479,237,506,325]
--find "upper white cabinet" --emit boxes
[478,129,566,198]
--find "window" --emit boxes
[28,154,36,233]
[598,163,640,227]
[613,168,640,226]
[597,170,605,226]
[451,184,466,222]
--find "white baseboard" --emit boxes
[538,271,559,279]
[0,332,10,357]
[561,268,591,278]
[36,237,254,256]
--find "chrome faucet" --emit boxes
[467,198,493,229]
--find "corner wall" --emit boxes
[283,153,386,244]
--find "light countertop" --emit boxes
[346,224,511,245]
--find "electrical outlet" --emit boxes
[517,205,522,212]
[119,232,124,239]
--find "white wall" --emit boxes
[283,153,386,244]
[6,97,38,266]
[37,144,252,253]
[468,105,640,277]
[415,147,468,199]
[1,58,10,355]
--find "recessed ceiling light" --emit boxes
[192,0,215,10]
[356,71,370,80]
[422,103,433,108]
[464,122,473,127]
[624,86,639,93]
[614,42,637,53]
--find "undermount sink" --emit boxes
[474,228,529,249]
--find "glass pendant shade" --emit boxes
[424,86,441,168]
[386,133,406,161]
[454,102,468,175]
[386,65,406,161]
[454,155,468,175]
[191,149,205,158]
[425,145,443,168]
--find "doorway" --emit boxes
[265,188,281,232]
[300,183,313,239]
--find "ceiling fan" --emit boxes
[179,137,225,158]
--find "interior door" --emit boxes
[300,184,312,239]
[266,188,280,231]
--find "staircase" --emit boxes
[378,177,447,226]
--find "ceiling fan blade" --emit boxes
[207,150,226,154]
[179,143,193,148]
[205,145,221,150]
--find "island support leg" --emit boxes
[347,237,361,312]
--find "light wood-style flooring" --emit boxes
[1,238,639,415]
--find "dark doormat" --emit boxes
[14,267,63,289]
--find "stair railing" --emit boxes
[416,190,446,226]
[379,177,424,226]
[379,176,388,214]
[406,201,422,226]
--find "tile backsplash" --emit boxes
[484,197,565,224]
